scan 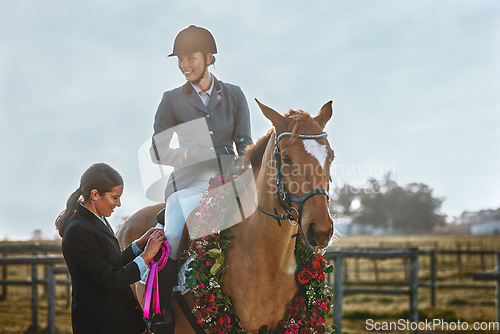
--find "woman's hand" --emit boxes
[136,227,164,250]
[140,230,166,263]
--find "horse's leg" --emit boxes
[172,296,195,334]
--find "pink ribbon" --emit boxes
[142,240,170,319]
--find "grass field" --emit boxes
[0,235,499,333]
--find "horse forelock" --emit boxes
[285,109,323,142]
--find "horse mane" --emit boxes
[244,129,273,169]
[244,109,317,168]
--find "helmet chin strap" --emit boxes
[190,57,209,85]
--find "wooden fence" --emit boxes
[472,252,500,334]
[324,248,419,334]
[0,255,68,334]
[324,248,500,334]
[1,244,498,334]
[0,245,69,334]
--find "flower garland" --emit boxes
[185,175,335,334]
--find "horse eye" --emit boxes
[282,155,292,165]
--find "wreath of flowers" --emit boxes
[185,175,335,334]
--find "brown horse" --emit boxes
[117,99,335,333]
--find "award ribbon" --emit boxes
[142,240,170,319]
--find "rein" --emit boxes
[243,130,330,230]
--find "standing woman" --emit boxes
[150,25,253,312]
[56,163,166,334]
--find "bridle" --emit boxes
[242,130,330,231]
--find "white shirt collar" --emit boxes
[190,73,214,96]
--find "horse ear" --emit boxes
[255,99,285,127]
[314,100,333,129]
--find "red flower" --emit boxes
[204,293,215,303]
[196,247,207,257]
[311,260,322,273]
[315,253,327,266]
[219,314,231,326]
[292,296,307,308]
[297,270,313,284]
[315,324,326,334]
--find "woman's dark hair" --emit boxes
[55,163,123,237]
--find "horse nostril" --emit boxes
[307,222,317,246]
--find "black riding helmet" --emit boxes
[168,25,217,57]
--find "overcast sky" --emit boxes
[1,0,499,240]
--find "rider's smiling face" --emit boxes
[177,51,212,82]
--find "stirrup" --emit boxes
[145,307,175,334]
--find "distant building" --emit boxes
[471,220,500,235]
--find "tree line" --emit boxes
[331,173,447,234]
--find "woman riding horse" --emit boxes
[118,100,335,333]
[150,25,253,320]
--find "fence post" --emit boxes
[409,248,419,326]
[355,257,360,281]
[31,252,39,329]
[404,257,409,280]
[334,254,344,334]
[373,258,379,284]
[496,252,499,333]
[47,264,56,334]
[343,258,348,283]
[480,249,485,271]
[1,250,6,299]
[457,245,463,281]
[430,250,437,307]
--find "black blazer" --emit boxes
[62,205,145,334]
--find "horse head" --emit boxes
[255,99,335,249]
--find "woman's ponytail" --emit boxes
[55,188,82,237]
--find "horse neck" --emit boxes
[239,131,298,270]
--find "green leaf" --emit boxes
[258,325,268,334]
[324,265,334,273]
[185,275,196,289]
[207,248,222,258]
[221,229,234,238]
[210,263,222,275]
[220,239,231,250]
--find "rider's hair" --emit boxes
[203,51,216,66]
[55,163,123,237]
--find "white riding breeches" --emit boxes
[163,169,216,260]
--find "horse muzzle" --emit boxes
[304,220,333,249]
